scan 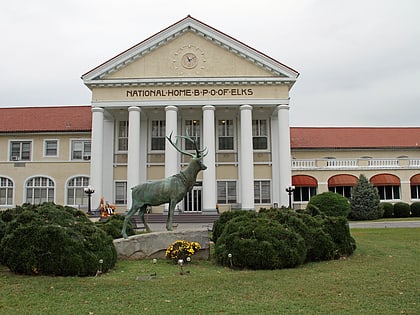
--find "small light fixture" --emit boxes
[178,259,185,275]
[84,185,95,214]
[285,185,295,209]
[228,253,233,268]
[96,258,103,276]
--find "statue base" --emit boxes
[113,228,210,260]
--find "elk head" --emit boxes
[166,131,207,170]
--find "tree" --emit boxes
[349,174,382,220]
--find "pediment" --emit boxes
[82,16,298,86]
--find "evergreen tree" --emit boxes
[349,174,382,220]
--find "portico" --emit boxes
[82,16,299,213]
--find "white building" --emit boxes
[1,16,419,214]
[81,16,299,214]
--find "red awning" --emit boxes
[370,174,400,186]
[410,174,420,185]
[292,175,317,187]
[328,174,358,187]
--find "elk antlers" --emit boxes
[166,130,207,158]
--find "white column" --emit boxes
[240,105,254,210]
[165,106,179,178]
[90,107,104,209]
[202,105,217,214]
[127,106,141,208]
[277,103,292,207]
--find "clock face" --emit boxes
[181,53,198,69]
[173,45,206,74]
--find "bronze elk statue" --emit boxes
[121,132,207,238]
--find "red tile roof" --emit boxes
[0,106,92,133]
[0,107,419,149]
[291,127,420,149]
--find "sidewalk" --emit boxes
[349,220,420,228]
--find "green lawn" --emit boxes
[1,228,419,314]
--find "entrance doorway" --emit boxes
[183,182,202,212]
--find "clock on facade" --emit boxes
[181,52,198,69]
[173,45,206,74]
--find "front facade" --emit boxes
[1,17,420,213]
[81,16,298,214]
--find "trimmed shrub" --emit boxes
[393,202,411,218]
[211,210,257,243]
[214,208,356,270]
[0,203,117,276]
[307,191,350,217]
[95,214,135,239]
[410,202,420,217]
[381,202,394,218]
[215,215,306,269]
[321,216,356,257]
[349,174,382,220]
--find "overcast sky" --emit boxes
[1,0,419,126]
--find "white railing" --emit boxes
[326,159,358,168]
[291,160,316,169]
[409,159,420,167]
[368,159,399,168]
[292,158,414,170]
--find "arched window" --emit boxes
[292,175,317,202]
[0,177,14,206]
[410,174,420,200]
[67,176,90,207]
[26,176,55,204]
[328,174,358,198]
[370,174,400,201]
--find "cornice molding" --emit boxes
[84,77,296,88]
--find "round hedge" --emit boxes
[215,215,306,269]
[381,202,394,218]
[393,202,411,218]
[0,203,117,276]
[410,202,420,217]
[214,208,356,270]
[307,192,350,217]
[212,210,257,244]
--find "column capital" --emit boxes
[165,105,178,112]
[202,105,215,112]
[92,107,104,113]
[128,106,141,112]
[277,104,290,111]
[240,104,253,111]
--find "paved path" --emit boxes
[349,221,420,228]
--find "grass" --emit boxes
[1,228,419,315]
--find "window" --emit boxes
[293,187,317,202]
[254,180,271,203]
[67,176,89,206]
[118,121,129,151]
[44,140,58,157]
[218,119,234,150]
[217,181,237,204]
[252,120,268,150]
[151,120,165,151]
[376,185,400,200]
[115,181,127,205]
[71,140,91,160]
[0,177,13,206]
[329,186,353,198]
[411,185,420,199]
[185,120,200,150]
[26,176,54,204]
[10,141,31,161]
